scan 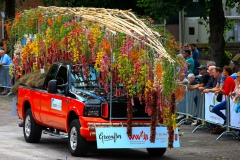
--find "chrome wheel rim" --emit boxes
[25,115,31,137]
[70,127,77,150]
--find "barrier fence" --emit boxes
[176,85,240,140]
[0,65,12,90]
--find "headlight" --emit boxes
[84,105,100,117]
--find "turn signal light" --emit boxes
[101,103,108,118]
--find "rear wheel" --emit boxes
[68,119,89,157]
[147,148,166,157]
[23,108,42,143]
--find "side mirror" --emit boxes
[48,80,57,94]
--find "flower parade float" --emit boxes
[8,6,185,157]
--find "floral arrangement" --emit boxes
[7,6,185,148]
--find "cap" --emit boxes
[0,47,4,50]
[197,65,207,70]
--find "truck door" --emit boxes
[50,94,68,131]
[40,64,59,126]
[48,66,69,131]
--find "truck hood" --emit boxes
[71,87,107,103]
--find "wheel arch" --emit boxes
[22,100,31,119]
[66,110,79,133]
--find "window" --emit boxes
[56,66,68,84]
[189,27,195,35]
[43,64,59,89]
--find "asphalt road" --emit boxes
[1,94,240,160]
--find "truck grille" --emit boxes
[108,97,150,119]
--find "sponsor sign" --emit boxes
[205,93,225,124]
[96,127,180,149]
[51,98,62,111]
[229,98,240,128]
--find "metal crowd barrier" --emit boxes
[216,97,240,140]
[177,87,240,140]
[0,65,12,91]
[177,85,205,126]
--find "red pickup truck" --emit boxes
[17,61,166,157]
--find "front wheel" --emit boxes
[147,148,166,157]
[23,108,42,143]
[68,119,89,157]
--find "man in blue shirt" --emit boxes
[0,46,13,95]
[183,49,194,74]
[191,43,199,62]
[191,43,200,75]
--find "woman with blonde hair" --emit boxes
[230,71,240,101]
[184,43,191,51]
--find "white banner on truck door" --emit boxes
[229,98,240,128]
[205,93,225,124]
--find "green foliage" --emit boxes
[224,18,236,42]
[224,50,233,59]
[221,50,233,66]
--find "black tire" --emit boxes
[68,119,89,157]
[147,148,166,157]
[23,108,42,143]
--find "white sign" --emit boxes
[229,98,240,128]
[96,127,180,149]
[51,98,62,111]
[205,93,225,124]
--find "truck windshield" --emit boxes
[71,65,99,88]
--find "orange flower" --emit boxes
[176,86,185,101]
[129,49,140,63]
[29,18,34,27]
[5,23,10,38]
[3,40,7,52]
[47,18,53,27]
[37,13,44,24]
[15,12,22,24]
[52,39,59,50]
[57,15,62,23]
[102,39,111,55]
[156,62,162,79]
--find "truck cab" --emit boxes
[18,61,159,157]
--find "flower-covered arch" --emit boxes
[7,6,185,148]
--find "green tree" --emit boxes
[40,0,144,13]
[0,0,16,19]
[137,0,240,67]
[0,0,30,19]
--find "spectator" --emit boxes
[199,66,217,91]
[183,49,194,74]
[176,73,188,85]
[203,67,225,93]
[188,65,210,126]
[190,43,200,75]
[230,71,240,102]
[184,43,191,51]
[188,73,198,85]
[0,46,13,95]
[206,61,216,68]
[211,66,235,134]
[190,43,199,62]
[188,65,210,91]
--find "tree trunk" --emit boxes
[5,0,15,19]
[209,0,225,67]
